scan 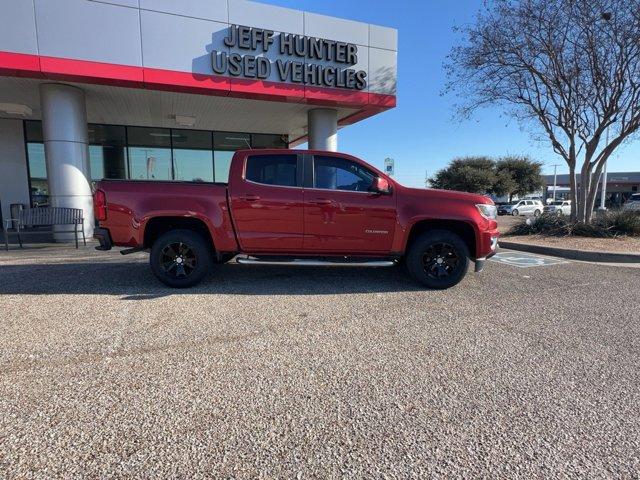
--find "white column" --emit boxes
[39,83,94,241]
[308,108,338,151]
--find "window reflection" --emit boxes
[172,130,213,182]
[127,127,172,181]
[214,151,234,183]
[22,122,288,191]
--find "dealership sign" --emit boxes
[212,25,367,90]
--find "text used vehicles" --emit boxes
[93,150,499,289]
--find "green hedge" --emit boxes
[508,210,640,237]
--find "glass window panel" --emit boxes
[88,125,128,180]
[214,151,234,183]
[252,133,288,149]
[171,129,212,150]
[88,124,126,146]
[313,156,375,192]
[246,154,297,187]
[27,143,47,179]
[127,126,171,148]
[26,142,48,206]
[89,145,105,180]
[214,132,251,150]
[25,120,43,142]
[174,149,213,182]
[128,147,172,180]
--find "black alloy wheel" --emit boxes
[421,242,460,280]
[160,242,197,278]
[150,229,212,288]
[406,230,470,289]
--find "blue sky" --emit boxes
[266,0,639,187]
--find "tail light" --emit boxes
[94,189,107,221]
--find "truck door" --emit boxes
[303,154,396,253]
[229,153,304,252]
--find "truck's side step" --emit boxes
[236,256,397,267]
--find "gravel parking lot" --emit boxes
[1,245,639,478]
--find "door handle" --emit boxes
[311,198,332,205]
[240,195,260,202]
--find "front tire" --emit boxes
[150,229,212,288]
[512,209,519,216]
[534,209,541,217]
[406,230,470,289]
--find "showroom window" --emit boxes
[172,130,213,182]
[24,121,48,207]
[127,127,173,181]
[88,124,128,180]
[214,132,251,183]
[22,121,288,195]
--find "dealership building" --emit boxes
[543,172,640,208]
[0,0,397,238]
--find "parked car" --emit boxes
[622,193,640,212]
[510,199,544,216]
[93,149,499,290]
[498,202,517,216]
[543,200,571,216]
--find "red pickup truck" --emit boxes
[93,149,498,289]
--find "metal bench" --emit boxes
[3,207,85,251]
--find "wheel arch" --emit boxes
[405,219,478,259]
[143,216,216,255]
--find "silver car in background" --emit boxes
[510,199,544,216]
[623,193,640,212]
[544,200,572,216]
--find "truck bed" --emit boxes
[96,180,238,252]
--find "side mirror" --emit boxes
[370,176,392,195]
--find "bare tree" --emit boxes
[446,0,640,222]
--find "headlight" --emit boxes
[476,204,497,220]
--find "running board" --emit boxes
[236,256,397,267]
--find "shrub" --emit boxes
[507,210,640,237]
[606,210,640,236]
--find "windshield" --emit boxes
[631,194,640,202]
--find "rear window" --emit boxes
[245,154,298,187]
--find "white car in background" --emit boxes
[544,200,572,216]
[623,193,640,212]
[511,199,544,216]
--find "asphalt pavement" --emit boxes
[0,245,638,478]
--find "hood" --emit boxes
[401,186,494,205]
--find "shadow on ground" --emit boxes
[0,260,422,297]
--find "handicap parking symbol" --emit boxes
[490,251,568,268]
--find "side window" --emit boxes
[526,200,533,205]
[313,156,375,192]
[245,154,298,187]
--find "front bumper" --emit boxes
[475,234,499,273]
[94,227,112,251]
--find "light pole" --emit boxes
[549,164,561,202]
[599,128,609,211]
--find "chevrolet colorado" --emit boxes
[93,149,499,289]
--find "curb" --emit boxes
[498,240,640,264]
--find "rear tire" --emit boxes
[406,230,470,289]
[150,229,212,288]
[534,209,541,217]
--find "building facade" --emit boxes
[0,0,398,238]
[543,172,640,208]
